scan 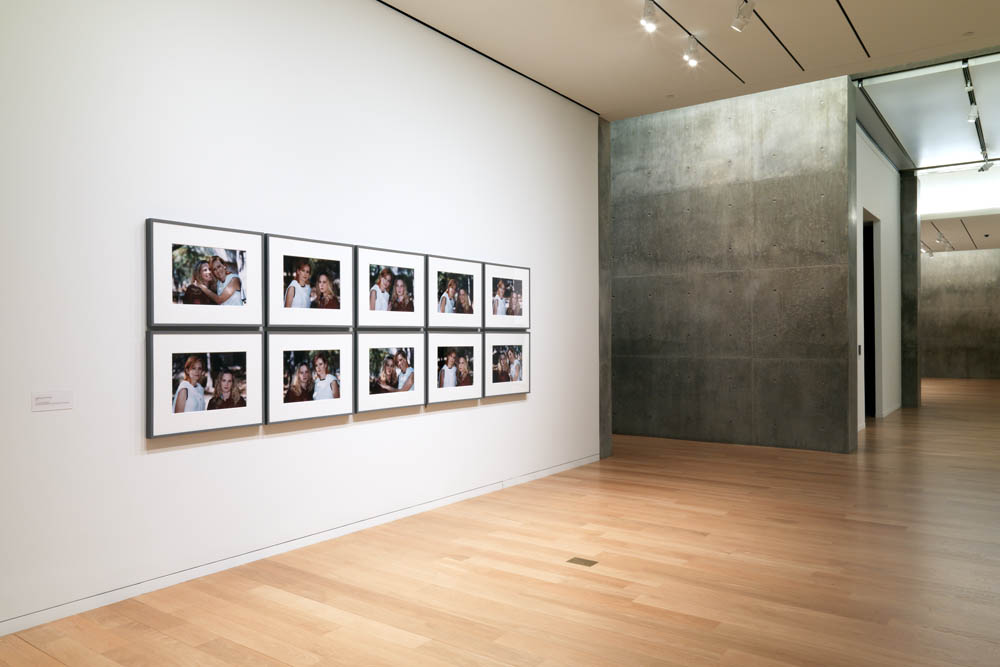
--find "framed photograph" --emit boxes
[266,332,354,424]
[483,263,530,329]
[356,331,425,412]
[147,218,263,328]
[266,235,353,328]
[356,247,425,328]
[484,331,530,397]
[427,256,483,329]
[427,332,482,404]
[147,331,263,437]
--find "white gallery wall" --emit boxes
[0,0,598,633]
[856,126,902,424]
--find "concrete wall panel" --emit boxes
[612,357,754,444]
[613,272,753,358]
[752,359,851,451]
[612,185,754,276]
[752,265,850,359]
[920,249,1000,379]
[610,77,856,453]
[751,172,850,269]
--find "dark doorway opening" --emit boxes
[863,219,876,418]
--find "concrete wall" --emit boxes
[920,249,1000,378]
[856,127,902,420]
[901,173,922,407]
[610,77,857,453]
[0,0,598,635]
[599,118,613,458]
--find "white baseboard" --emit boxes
[502,454,600,488]
[0,453,599,637]
[878,403,901,419]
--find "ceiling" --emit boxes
[861,55,1000,168]
[381,0,1000,120]
[920,213,1000,253]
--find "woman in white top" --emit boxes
[380,350,415,392]
[438,348,458,388]
[438,278,456,313]
[196,256,243,306]
[284,260,312,308]
[507,348,521,382]
[173,355,207,413]
[312,353,340,400]
[492,280,508,316]
[369,267,392,311]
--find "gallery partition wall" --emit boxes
[0,0,598,635]
[608,77,858,454]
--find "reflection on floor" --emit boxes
[2,378,999,665]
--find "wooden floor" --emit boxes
[3,379,999,666]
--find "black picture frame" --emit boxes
[147,218,265,329]
[146,330,265,438]
[265,233,355,330]
[483,262,530,330]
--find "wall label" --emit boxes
[32,391,73,412]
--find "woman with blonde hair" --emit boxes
[208,369,245,410]
[380,350,414,392]
[389,277,414,312]
[284,362,313,403]
[173,355,207,413]
[456,288,473,314]
[373,355,397,394]
[195,256,243,306]
[457,355,473,386]
[312,272,339,309]
[370,267,392,311]
[509,292,522,317]
[182,261,216,305]
[493,354,510,383]
[507,348,521,382]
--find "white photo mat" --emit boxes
[356,331,425,412]
[266,332,354,423]
[426,256,483,329]
[483,263,530,329]
[356,247,426,328]
[148,332,263,437]
[266,236,354,327]
[148,219,263,327]
[484,331,530,397]
[427,332,483,404]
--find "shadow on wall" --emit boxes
[146,396,527,452]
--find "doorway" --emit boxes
[863,213,877,418]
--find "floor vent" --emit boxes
[567,557,598,567]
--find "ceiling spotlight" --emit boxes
[731,0,756,32]
[640,0,657,33]
[684,36,699,67]
[968,103,979,123]
[936,231,945,244]
[980,160,994,172]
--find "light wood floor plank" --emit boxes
[4,378,999,665]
